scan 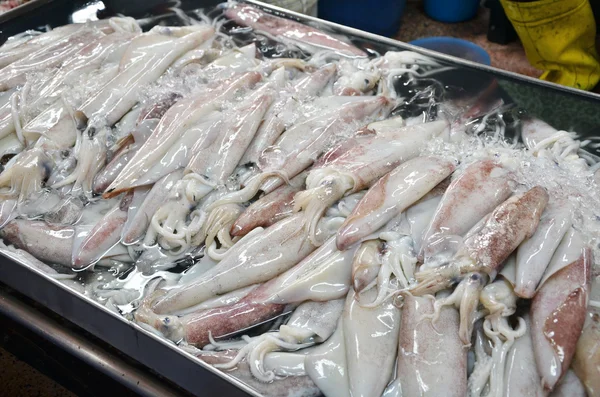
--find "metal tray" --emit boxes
[0,1,599,396]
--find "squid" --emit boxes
[336,156,456,250]
[0,219,75,266]
[411,186,549,295]
[0,241,75,280]
[104,71,262,197]
[262,234,357,305]
[530,227,591,391]
[573,312,600,396]
[209,95,393,209]
[0,147,52,202]
[343,288,401,397]
[304,317,350,397]
[134,280,289,347]
[71,192,133,269]
[419,159,514,265]
[230,172,306,238]
[294,119,448,244]
[503,314,546,397]
[240,63,338,167]
[0,22,103,69]
[0,27,107,92]
[198,350,321,397]
[397,293,467,396]
[77,25,216,130]
[468,279,527,397]
[224,4,366,57]
[549,370,586,397]
[137,199,356,344]
[514,199,573,298]
[121,170,183,245]
[212,299,344,382]
[149,213,332,314]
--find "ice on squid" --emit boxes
[0,26,108,92]
[0,23,95,69]
[337,156,456,251]
[77,25,215,129]
[240,63,338,167]
[24,30,140,121]
[295,119,448,244]
[211,95,393,210]
[22,63,121,150]
[104,71,261,197]
[419,159,514,264]
[224,4,366,57]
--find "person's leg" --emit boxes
[501,0,600,90]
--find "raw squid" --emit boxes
[0,6,598,397]
[294,119,448,243]
[573,312,600,396]
[224,4,366,57]
[419,159,514,264]
[343,288,401,397]
[397,293,467,396]
[337,156,456,250]
[530,228,591,391]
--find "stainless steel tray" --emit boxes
[0,1,599,396]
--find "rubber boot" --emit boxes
[500,0,600,90]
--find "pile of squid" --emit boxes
[0,2,599,396]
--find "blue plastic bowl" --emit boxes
[424,0,480,23]
[318,0,407,37]
[409,37,491,65]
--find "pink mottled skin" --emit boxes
[531,248,591,391]
[336,156,455,251]
[72,191,133,269]
[412,186,549,296]
[224,4,366,57]
[419,159,514,262]
[1,220,74,266]
[231,179,301,237]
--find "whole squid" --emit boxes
[530,228,591,391]
[337,156,456,250]
[295,119,448,244]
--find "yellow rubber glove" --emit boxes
[500,0,600,91]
